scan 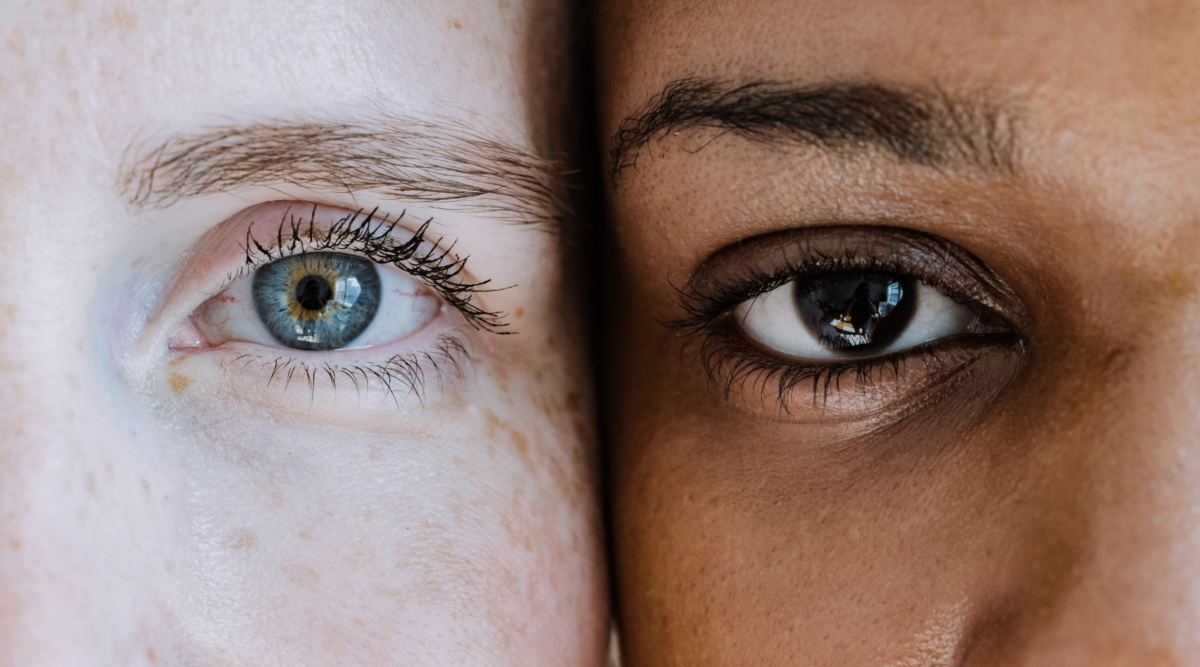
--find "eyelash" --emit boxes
[668,248,1007,409]
[226,333,471,408]
[230,206,509,333]
[204,206,509,405]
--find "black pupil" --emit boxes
[795,274,915,354]
[296,275,333,311]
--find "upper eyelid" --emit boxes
[208,203,511,334]
[674,226,1027,331]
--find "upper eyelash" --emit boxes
[227,205,511,333]
[669,248,979,332]
[666,244,1012,410]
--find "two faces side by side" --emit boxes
[4,0,1200,665]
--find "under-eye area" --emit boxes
[668,225,1028,419]
[163,202,511,406]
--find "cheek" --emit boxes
[110,349,603,662]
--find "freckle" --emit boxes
[484,408,501,438]
[67,89,78,104]
[8,538,20,550]
[565,391,582,412]
[223,528,257,551]
[84,472,97,496]
[146,648,158,664]
[140,477,150,492]
[511,429,528,457]
[6,30,25,58]
[283,564,321,587]
[452,455,465,468]
[452,18,462,29]
[298,527,313,540]
[168,356,184,366]
[167,373,191,394]
[514,308,524,319]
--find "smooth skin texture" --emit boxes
[598,1,1200,665]
[0,1,606,665]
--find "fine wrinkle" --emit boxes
[610,78,1018,177]
[119,115,572,229]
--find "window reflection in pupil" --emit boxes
[795,274,915,353]
[296,275,332,311]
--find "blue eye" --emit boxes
[194,250,442,353]
[251,252,382,351]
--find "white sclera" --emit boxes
[734,280,980,361]
[196,260,441,351]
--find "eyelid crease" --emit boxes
[669,226,1026,333]
[664,226,1028,413]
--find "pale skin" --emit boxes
[0,1,606,665]
[598,1,1200,665]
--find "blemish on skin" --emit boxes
[452,19,463,29]
[484,408,531,462]
[167,373,191,394]
[223,528,257,551]
[298,527,313,540]
[8,538,19,550]
[283,564,321,588]
[146,648,158,665]
[100,7,139,33]
[167,356,184,366]
[6,30,25,58]
[140,477,150,492]
[514,308,524,319]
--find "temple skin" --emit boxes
[598,1,1200,665]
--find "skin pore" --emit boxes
[598,1,1200,665]
[0,1,605,665]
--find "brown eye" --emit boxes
[795,273,916,355]
[732,272,987,362]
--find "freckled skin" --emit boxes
[0,1,604,665]
[598,1,1200,665]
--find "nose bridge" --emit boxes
[1017,264,1200,661]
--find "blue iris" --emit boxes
[252,252,382,351]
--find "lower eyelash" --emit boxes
[226,332,473,408]
[690,325,1002,412]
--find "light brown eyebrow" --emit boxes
[119,115,571,228]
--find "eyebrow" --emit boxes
[610,78,1018,178]
[119,115,570,228]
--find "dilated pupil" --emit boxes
[845,282,876,332]
[296,275,333,311]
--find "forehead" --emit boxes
[598,0,1200,249]
[599,0,1200,126]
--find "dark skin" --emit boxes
[598,1,1200,664]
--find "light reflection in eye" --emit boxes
[193,251,440,352]
[735,272,983,361]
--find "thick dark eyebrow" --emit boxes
[610,78,1018,178]
[120,115,570,228]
